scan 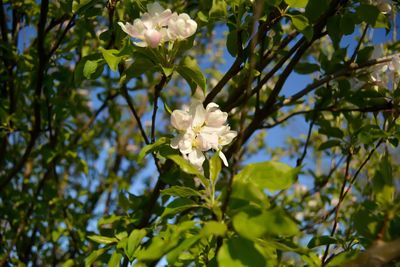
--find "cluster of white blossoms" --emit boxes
[169,92,237,169]
[118,2,197,48]
[368,45,400,88]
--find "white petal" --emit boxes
[144,29,162,48]
[219,130,238,146]
[218,151,229,167]
[197,132,219,151]
[206,102,219,111]
[206,110,227,127]
[188,149,205,168]
[191,104,206,128]
[170,135,181,149]
[171,110,191,131]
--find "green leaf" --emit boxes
[161,66,174,76]
[356,46,374,64]
[83,60,100,79]
[230,181,270,210]
[202,221,227,237]
[161,198,200,218]
[307,236,337,248]
[135,236,167,261]
[326,250,359,267]
[74,54,105,85]
[305,0,329,22]
[318,139,341,150]
[340,14,355,35]
[61,259,74,267]
[209,0,228,20]
[166,235,201,264]
[235,161,297,192]
[72,0,95,13]
[124,56,156,79]
[319,127,344,139]
[373,153,395,206]
[85,248,107,267]
[98,215,122,226]
[197,11,209,22]
[217,236,267,267]
[290,14,313,41]
[290,14,309,31]
[327,16,341,47]
[209,151,222,185]
[285,0,308,8]
[88,235,118,244]
[161,186,202,198]
[356,4,380,26]
[99,47,123,72]
[177,56,206,93]
[294,63,320,74]
[126,229,147,260]
[164,153,209,187]
[160,94,173,115]
[233,207,298,240]
[138,137,169,162]
[227,28,239,57]
[107,251,122,267]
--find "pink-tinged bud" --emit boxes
[144,29,162,48]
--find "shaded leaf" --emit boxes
[161,198,199,218]
[161,186,202,198]
[217,236,267,267]
[177,56,206,93]
[307,236,337,248]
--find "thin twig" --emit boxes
[321,153,352,265]
[121,85,150,145]
[349,24,369,63]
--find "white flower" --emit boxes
[167,13,197,40]
[205,103,228,127]
[307,199,318,208]
[118,2,172,48]
[170,101,237,169]
[171,110,192,131]
[118,19,166,48]
[369,54,400,89]
[388,55,400,75]
[118,2,197,48]
[376,0,392,14]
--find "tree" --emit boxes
[1,0,400,266]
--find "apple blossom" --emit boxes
[167,13,198,40]
[170,101,237,169]
[118,2,197,48]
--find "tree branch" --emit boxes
[0,0,49,192]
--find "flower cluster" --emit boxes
[170,97,237,169]
[369,45,400,88]
[118,2,197,48]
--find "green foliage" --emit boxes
[234,161,297,191]
[286,0,309,8]
[2,0,400,266]
[177,56,207,93]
